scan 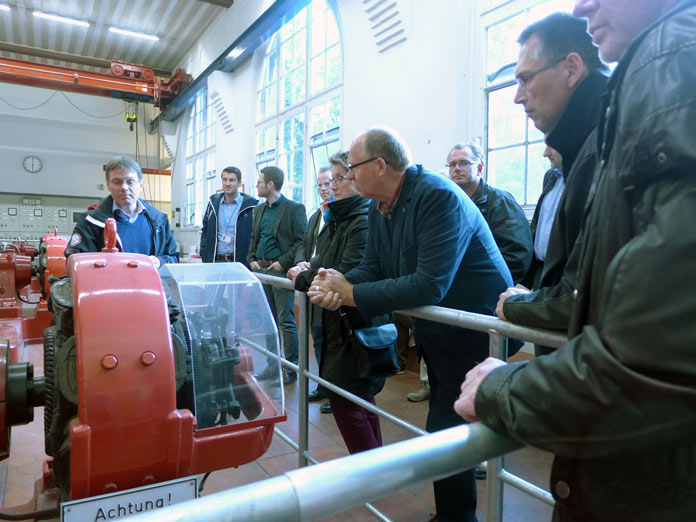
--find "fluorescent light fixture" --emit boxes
[228,48,245,59]
[0,5,10,12]
[109,26,159,41]
[33,10,90,27]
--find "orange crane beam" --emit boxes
[0,56,190,108]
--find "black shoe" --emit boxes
[320,402,332,414]
[255,366,279,381]
[308,389,324,402]
[283,371,297,385]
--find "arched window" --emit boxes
[184,88,216,226]
[255,0,342,210]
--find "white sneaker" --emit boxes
[407,382,430,402]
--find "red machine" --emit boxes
[0,220,285,518]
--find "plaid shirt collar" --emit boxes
[376,171,407,218]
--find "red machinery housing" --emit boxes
[0,223,286,517]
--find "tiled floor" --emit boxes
[1,343,553,521]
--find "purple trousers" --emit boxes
[330,396,383,454]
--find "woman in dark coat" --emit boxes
[288,152,384,454]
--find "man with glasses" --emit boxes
[496,12,609,340]
[293,165,333,408]
[66,156,179,267]
[447,143,532,284]
[248,166,307,386]
[309,127,512,522]
[458,0,696,519]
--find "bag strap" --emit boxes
[338,308,354,338]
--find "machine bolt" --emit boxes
[141,474,156,485]
[93,260,107,268]
[101,355,118,370]
[140,351,156,366]
[103,482,118,493]
[127,260,139,268]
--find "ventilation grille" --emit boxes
[210,91,234,135]
[362,0,407,53]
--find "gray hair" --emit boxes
[518,12,607,72]
[105,156,143,181]
[447,143,485,167]
[328,151,349,170]
[362,127,411,172]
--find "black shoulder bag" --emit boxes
[339,309,400,379]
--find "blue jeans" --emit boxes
[261,269,299,369]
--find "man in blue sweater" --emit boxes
[66,156,179,266]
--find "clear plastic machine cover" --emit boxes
[160,262,284,430]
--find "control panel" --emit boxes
[0,194,101,241]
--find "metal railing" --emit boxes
[130,272,567,521]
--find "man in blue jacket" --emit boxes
[65,156,179,267]
[199,166,258,267]
[309,128,512,522]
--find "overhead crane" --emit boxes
[0,57,190,108]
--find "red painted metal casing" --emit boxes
[43,233,68,296]
[0,253,32,319]
[67,252,285,500]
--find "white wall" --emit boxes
[168,0,488,220]
[0,82,169,204]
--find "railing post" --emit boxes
[485,329,507,522]
[297,291,310,467]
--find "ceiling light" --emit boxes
[228,48,245,59]
[0,5,10,12]
[109,27,159,41]
[33,10,90,27]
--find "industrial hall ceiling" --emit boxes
[0,0,235,78]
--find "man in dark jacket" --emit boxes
[457,1,696,519]
[447,142,532,284]
[199,166,258,267]
[66,156,179,267]
[248,166,307,384]
[309,128,512,522]
[294,165,332,404]
[495,13,609,340]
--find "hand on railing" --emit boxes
[454,357,507,422]
[287,266,303,283]
[308,268,354,309]
[495,287,530,320]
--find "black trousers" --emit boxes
[418,322,487,522]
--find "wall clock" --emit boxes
[23,156,43,173]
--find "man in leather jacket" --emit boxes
[457,1,696,520]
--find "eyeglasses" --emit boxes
[515,55,568,90]
[347,157,380,171]
[447,160,478,170]
[330,174,346,185]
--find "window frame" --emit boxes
[254,0,343,211]
[184,89,216,228]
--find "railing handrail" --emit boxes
[254,272,567,348]
[126,424,523,522]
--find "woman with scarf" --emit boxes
[287,151,384,454]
